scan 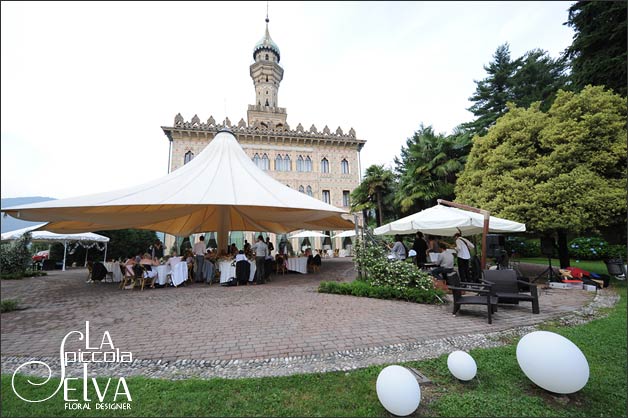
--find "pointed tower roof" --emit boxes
[253,16,280,61]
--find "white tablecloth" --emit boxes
[104,262,122,282]
[286,257,308,274]
[153,265,171,286]
[218,260,256,284]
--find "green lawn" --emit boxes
[2,281,626,417]
[518,258,608,275]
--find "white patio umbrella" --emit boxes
[332,230,358,239]
[288,230,330,239]
[373,204,525,237]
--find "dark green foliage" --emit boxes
[464,44,570,136]
[0,232,32,274]
[350,165,398,227]
[564,0,627,97]
[318,280,444,304]
[568,236,627,260]
[1,271,47,280]
[394,124,472,213]
[94,229,158,261]
[0,299,20,313]
[505,236,541,257]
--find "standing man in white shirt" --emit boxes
[251,235,269,284]
[192,236,207,283]
[454,232,474,283]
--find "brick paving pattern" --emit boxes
[1,259,594,364]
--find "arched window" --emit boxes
[253,153,260,167]
[275,155,283,171]
[261,153,270,171]
[305,156,312,172]
[265,54,269,60]
[321,158,329,173]
[296,155,304,172]
[265,75,268,82]
[322,190,331,204]
[306,186,313,197]
[284,155,291,171]
[184,151,194,165]
[341,159,349,174]
[298,185,305,193]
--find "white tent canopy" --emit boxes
[2,129,354,251]
[288,230,330,239]
[1,223,110,271]
[373,204,526,237]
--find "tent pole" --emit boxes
[437,199,490,270]
[103,243,108,262]
[62,241,67,272]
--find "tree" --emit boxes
[464,44,518,136]
[465,44,570,136]
[351,165,397,227]
[564,1,627,97]
[394,124,472,213]
[455,86,627,268]
[512,49,570,111]
[94,229,158,261]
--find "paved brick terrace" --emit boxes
[1,259,594,364]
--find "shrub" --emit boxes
[318,280,444,304]
[0,232,32,274]
[505,236,541,257]
[568,237,613,260]
[1,270,48,280]
[1,299,20,313]
[607,244,627,259]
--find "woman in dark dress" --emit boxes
[412,232,428,266]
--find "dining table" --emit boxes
[286,256,308,274]
[218,259,256,284]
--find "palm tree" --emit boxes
[351,164,396,227]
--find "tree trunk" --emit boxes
[557,229,570,268]
[376,189,383,227]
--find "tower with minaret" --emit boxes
[247,15,287,129]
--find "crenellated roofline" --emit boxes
[162,114,365,151]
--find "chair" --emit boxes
[447,272,499,324]
[604,258,626,280]
[86,263,93,283]
[235,260,250,285]
[138,264,158,291]
[120,264,136,289]
[275,255,287,275]
[311,254,321,273]
[203,260,215,285]
[482,269,540,314]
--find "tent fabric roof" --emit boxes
[1,223,110,242]
[288,230,330,239]
[373,204,526,237]
[2,129,354,236]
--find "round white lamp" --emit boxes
[516,331,589,394]
[447,351,477,381]
[376,365,421,416]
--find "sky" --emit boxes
[1,1,576,200]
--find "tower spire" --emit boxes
[266,1,269,23]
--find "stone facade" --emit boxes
[161,18,365,252]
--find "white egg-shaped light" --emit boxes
[516,331,589,394]
[376,365,421,416]
[447,351,477,381]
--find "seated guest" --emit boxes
[429,242,455,281]
[139,253,159,287]
[166,251,183,267]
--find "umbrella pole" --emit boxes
[62,241,67,272]
[85,247,89,267]
[103,243,107,263]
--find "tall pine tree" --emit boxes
[564,0,627,97]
